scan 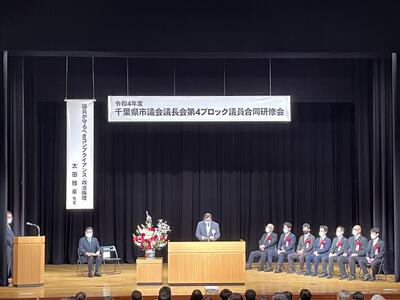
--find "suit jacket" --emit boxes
[296,233,315,253]
[329,236,349,255]
[78,236,101,256]
[195,221,220,240]
[312,237,331,254]
[346,235,368,256]
[277,232,296,253]
[366,239,385,260]
[258,232,278,251]
[7,225,14,251]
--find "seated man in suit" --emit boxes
[287,223,315,274]
[195,212,220,241]
[304,225,331,277]
[6,211,14,282]
[322,226,349,279]
[337,224,368,280]
[78,227,102,277]
[358,227,385,281]
[246,223,278,271]
[269,222,296,273]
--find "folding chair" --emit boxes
[76,248,87,276]
[101,245,122,274]
[357,256,387,281]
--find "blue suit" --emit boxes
[338,235,368,277]
[246,232,278,268]
[305,236,331,275]
[268,232,296,268]
[78,236,102,274]
[195,221,220,241]
[6,224,14,277]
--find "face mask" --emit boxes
[370,233,378,240]
[283,228,289,234]
[7,218,12,225]
[352,230,358,236]
[85,233,93,238]
[265,227,271,233]
[336,231,342,237]
[319,232,325,238]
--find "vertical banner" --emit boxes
[66,99,95,210]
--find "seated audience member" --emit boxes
[203,297,213,300]
[78,227,102,277]
[272,294,289,300]
[131,290,142,300]
[158,286,171,300]
[337,290,351,300]
[299,289,312,300]
[358,227,385,281]
[282,291,292,300]
[75,292,87,300]
[370,295,386,300]
[220,289,233,300]
[269,222,296,273]
[190,289,203,300]
[352,291,364,300]
[228,293,243,300]
[337,225,368,280]
[287,223,315,274]
[245,289,256,300]
[305,225,331,276]
[246,223,278,271]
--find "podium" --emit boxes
[13,236,45,287]
[168,241,245,284]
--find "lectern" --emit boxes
[13,236,45,287]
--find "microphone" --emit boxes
[26,222,41,236]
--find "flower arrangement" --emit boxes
[132,211,171,258]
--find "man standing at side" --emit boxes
[78,227,102,277]
[195,212,221,241]
[6,211,14,282]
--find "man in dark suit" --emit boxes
[287,223,315,274]
[304,225,331,277]
[195,212,221,241]
[358,227,385,281]
[337,224,368,280]
[6,211,14,280]
[246,223,278,271]
[78,227,102,277]
[322,226,349,279]
[269,222,296,273]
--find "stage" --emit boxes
[0,264,399,299]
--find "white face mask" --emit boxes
[205,220,211,225]
[319,232,325,238]
[7,218,12,225]
[370,233,378,240]
[265,227,271,233]
[352,230,358,236]
[283,228,289,234]
[336,231,342,237]
[85,233,93,238]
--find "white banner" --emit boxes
[66,99,95,210]
[108,95,291,122]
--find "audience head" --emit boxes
[131,290,142,300]
[158,286,171,300]
[272,293,288,300]
[6,211,12,224]
[370,227,380,240]
[265,223,275,233]
[75,292,87,300]
[190,289,203,300]
[259,297,269,300]
[245,289,256,300]
[352,225,362,236]
[228,293,243,300]
[319,225,328,238]
[371,295,385,300]
[203,212,213,223]
[337,290,351,300]
[203,297,213,300]
[302,223,311,234]
[282,291,292,300]
[220,289,233,300]
[336,226,345,237]
[352,291,364,300]
[85,227,93,238]
[299,289,312,300]
[283,222,292,233]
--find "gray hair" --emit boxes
[371,295,386,300]
[337,290,351,300]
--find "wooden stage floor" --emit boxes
[0,264,399,299]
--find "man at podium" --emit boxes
[78,227,102,277]
[195,212,220,241]
[6,211,14,281]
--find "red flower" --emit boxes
[355,240,362,246]
[336,241,343,247]
[267,236,272,241]
[305,239,311,244]
[284,236,291,242]
[373,244,380,250]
